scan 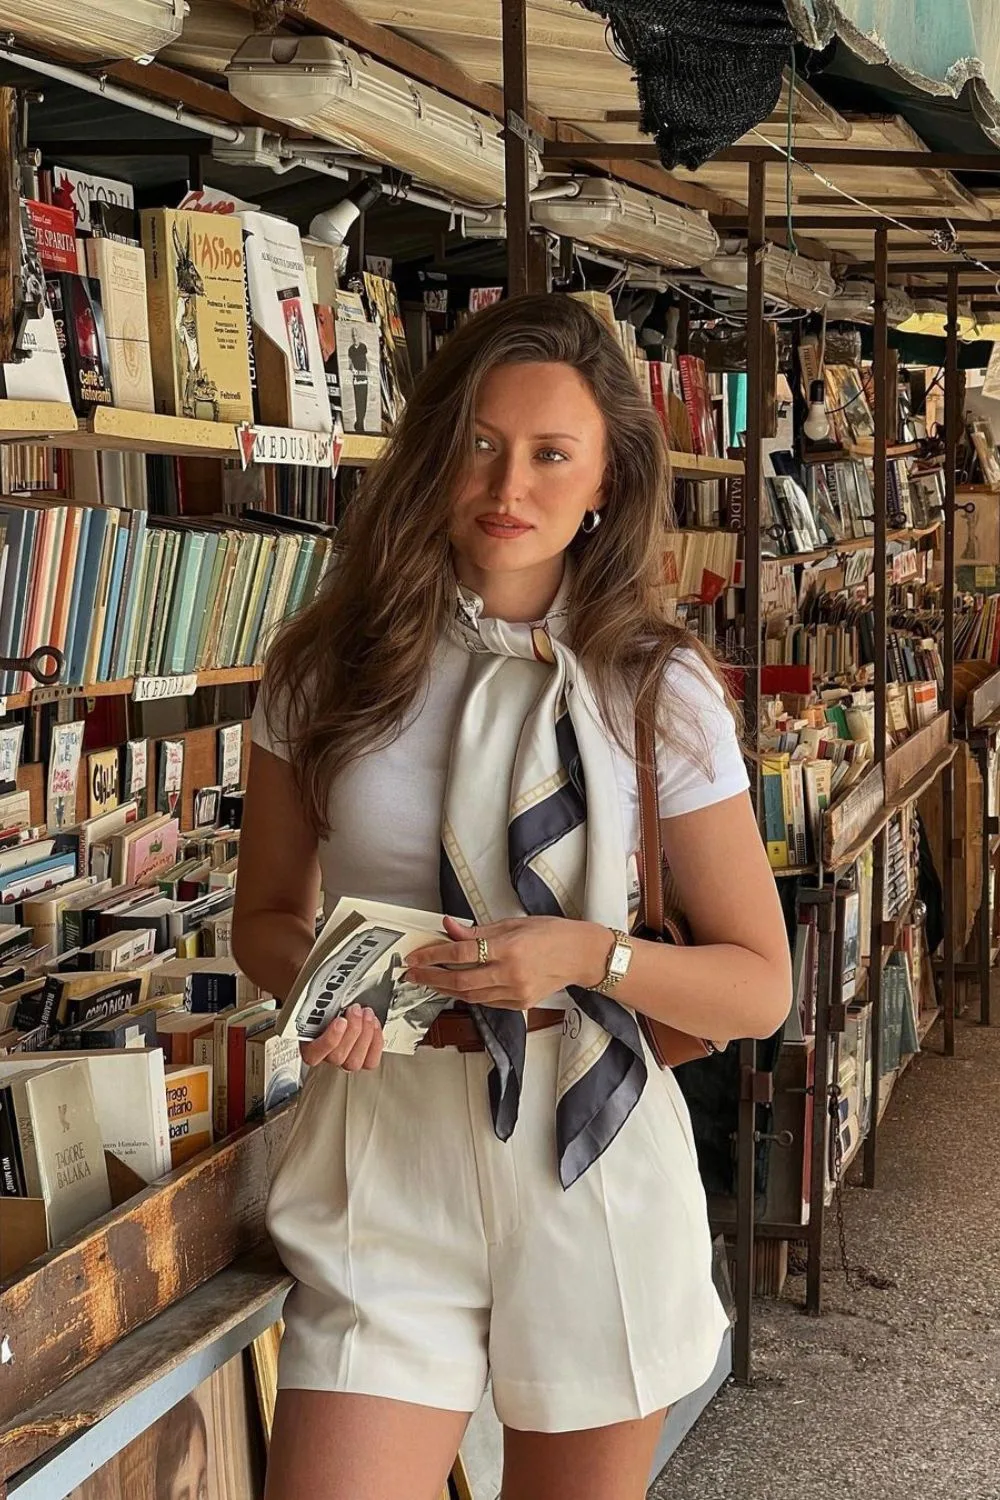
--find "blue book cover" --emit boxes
[4,509,39,698]
[97,519,131,682]
[180,531,218,675]
[240,545,277,667]
[110,510,148,682]
[0,508,29,697]
[164,531,206,677]
[60,506,93,693]
[0,852,78,902]
[66,507,109,687]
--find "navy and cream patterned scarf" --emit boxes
[441,574,647,1188]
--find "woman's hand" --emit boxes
[405,915,611,1011]
[300,1004,384,1071]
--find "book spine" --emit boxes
[8,1081,42,1198]
[0,1087,25,1196]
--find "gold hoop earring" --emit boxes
[581,509,602,535]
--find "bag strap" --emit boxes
[635,712,664,935]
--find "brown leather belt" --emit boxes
[420,1007,564,1053]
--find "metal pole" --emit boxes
[807,890,836,1315]
[733,158,765,1387]
[501,0,531,296]
[864,226,889,1188]
[976,736,992,1025]
[943,269,959,1055]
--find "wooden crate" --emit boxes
[0,1101,295,1436]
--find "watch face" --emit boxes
[609,941,631,979]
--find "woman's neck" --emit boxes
[453,554,566,623]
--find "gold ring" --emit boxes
[477,937,490,967]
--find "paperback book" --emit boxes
[276,898,462,1055]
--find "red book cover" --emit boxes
[25,201,78,275]
[647,361,671,443]
[677,356,719,458]
[761,664,815,696]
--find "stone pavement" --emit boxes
[650,1014,1000,1500]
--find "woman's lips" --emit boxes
[476,515,533,539]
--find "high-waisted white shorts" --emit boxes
[265,1025,730,1434]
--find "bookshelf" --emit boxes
[2,665,264,712]
[668,451,744,479]
[771,520,941,567]
[0,405,381,469]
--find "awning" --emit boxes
[786,1,1000,148]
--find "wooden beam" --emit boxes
[713,216,1000,232]
[233,0,551,134]
[550,124,741,217]
[0,90,16,366]
[545,142,1000,171]
[503,0,531,295]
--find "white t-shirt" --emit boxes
[251,639,749,913]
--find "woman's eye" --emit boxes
[537,449,569,463]
[473,436,493,452]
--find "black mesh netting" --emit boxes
[578,0,797,170]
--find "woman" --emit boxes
[234,293,791,1500]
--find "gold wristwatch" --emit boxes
[597,928,633,996]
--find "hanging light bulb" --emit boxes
[803,379,830,442]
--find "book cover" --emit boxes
[119,815,180,888]
[6,1059,112,1246]
[361,272,413,426]
[225,1004,279,1134]
[677,356,718,459]
[48,273,114,414]
[241,211,333,433]
[64,1007,160,1050]
[96,515,131,682]
[47,719,85,831]
[66,505,111,686]
[142,210,253,424]
[1,298,72,404]
[156,1010,216,1067]
[24,200,78,275]
[276,898,455,1053]
[165,1062,213,1168]
[50,166,134,235]
[87,747,120,820]
[46,971,146,1031]
[246,1026,302,1119]
[334,303,382,436]
[83,236,155,413]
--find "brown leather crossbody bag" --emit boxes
[633,715,723,1070]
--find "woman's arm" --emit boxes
[231,743,323,1002]
[610,790,792,1041]
[406,791,792,1043]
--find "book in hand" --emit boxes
[276,899,463,1056]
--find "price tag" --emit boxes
[133,674,198,703]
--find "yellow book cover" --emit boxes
[85,237,155,413]
[165,1061,214,1168]
[142,209,253,424]
[761,752,791,869]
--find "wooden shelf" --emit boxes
[0,399,78,442]
[957,483,1000,497]
[771,521,941,568]
[340,433,386,466]
[65,407,240,460]
[772,864,819,880]
[668,451,744,479]
[2,665,262,712]
[0,405,382,468]
[800,441,920,466]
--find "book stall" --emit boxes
[0,1,994,1495]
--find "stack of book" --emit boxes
[760,690,878,869]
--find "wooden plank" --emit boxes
[668,452,744,479]
[0,90,17,367]
[884,712,950,801]
[0,402,78,443]
[61,408,238,461]
[0,1103,296,1428]
[823,765,886,866]
[0,1251,290,1482]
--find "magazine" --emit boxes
[275,899,465,1055]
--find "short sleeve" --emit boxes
[656,650,749,818]
[251,681,292,762]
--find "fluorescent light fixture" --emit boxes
[827,279,914,327]
[227,35,531,207]
[700,244,836,311]
[530,178,719,268]
[1,0,186,61]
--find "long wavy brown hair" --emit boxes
[263,292,735,837]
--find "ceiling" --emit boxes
[10,0,1000,304]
